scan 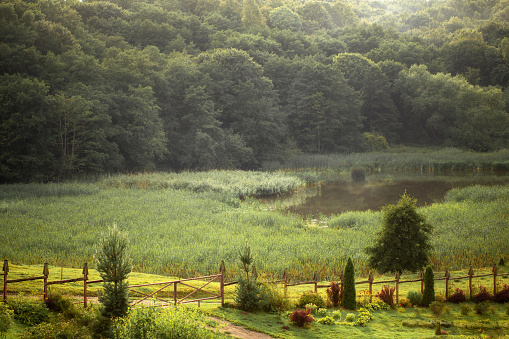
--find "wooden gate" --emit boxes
[2,260,225,308]
[128,272,224,307]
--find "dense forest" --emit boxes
[1,0,509,182]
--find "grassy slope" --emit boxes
[3,264,509,338]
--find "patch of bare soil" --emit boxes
[208,316,274,339]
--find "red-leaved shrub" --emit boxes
[289,308,314,327]
[493,284,509,304]
[377,286,395,308]
[447,288,467,303]
[326,282,342,307]
[473,286,492,303]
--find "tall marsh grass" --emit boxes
[0,172,508,281]
[100,170,304,198]
[444,184,509,203]
[264,148,509,173]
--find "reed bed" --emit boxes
[0,172,508,282]
[263,148,509,173]
[100,170,304,198]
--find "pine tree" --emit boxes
[95,223,132,318]
[366,192,432,273]
[422,265,435,307]
[342,257,356,310]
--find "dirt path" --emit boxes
[208,317,275,339]
[81,297,273,338]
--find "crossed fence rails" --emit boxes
[2,259,508,307]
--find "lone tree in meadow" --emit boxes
[95,222,132,318]
[366,192,432,274]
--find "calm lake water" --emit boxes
[263,172,509,217]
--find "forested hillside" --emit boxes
[1,0,509,182]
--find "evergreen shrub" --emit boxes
[259,283,290,313]
[342,257,356,310]
[95,223,132,318]
[234,277,262,311]
[421,266,435,306]
[407,291,422,306]
[297,291,325,309]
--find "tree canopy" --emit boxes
[1,0,508,182]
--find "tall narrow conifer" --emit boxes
[342,257,356,310]
[422,265,435,307]
[95,223,132,318]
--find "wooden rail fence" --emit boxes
[3,259,508,308]
[2,260,225,308]
[278,264,508,305]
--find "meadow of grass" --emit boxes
[1,169,508,282]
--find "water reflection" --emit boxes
[262,173,509,217]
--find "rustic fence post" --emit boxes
[468,267,474,300]
[43,263,49,300]
[220,260,225,308]
[283,269,287,298]
[174,281,178,306]
[83,263,88,308]
[493,264,497,295]
[252,265,258,281]
[420,270,424,294]
[313,272,318,293]
[445,270,450,300]
[3,260,8,302]
[395,272,400,305]
[368,273,373,303]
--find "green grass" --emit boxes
[200,298,509,338]
[1,171,509,281]
[2,264,509,338]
